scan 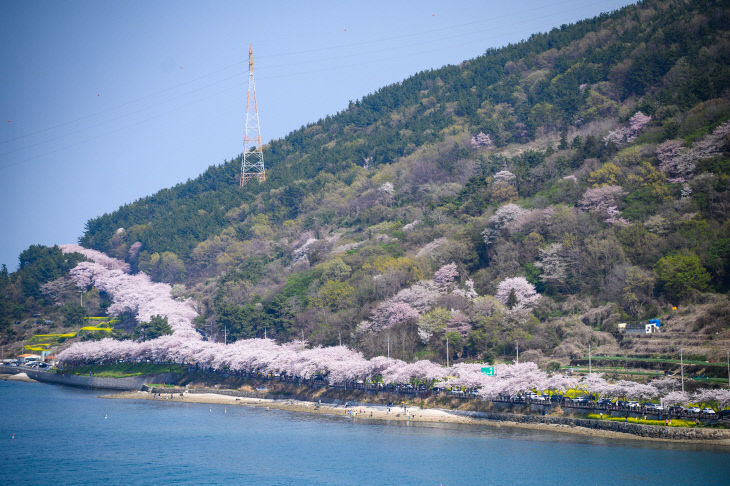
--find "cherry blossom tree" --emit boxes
[363,301,419,333]
[482,204,528,245]
[603,111,651,146]
[470,132,493,148]
[578,185,625,215]
[495,277,540,311]
[692,388,730,412]
[662,390,690,407]
[433,263,459,291]
[493,170,516,184]
[61,244,130,272]
[56,247,709,406]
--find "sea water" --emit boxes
[1,380,728,485]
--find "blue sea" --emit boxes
[1,380,728,485]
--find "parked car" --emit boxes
[644,403,664,411]
[702,408,716,415]
[687,407,701,413]
[572,396,591,404]
[596,398,613,406]
[668,405,686,414]
[625,401,641,409]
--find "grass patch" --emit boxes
[585,355,725,368]
[63,362,185,378]
[563,366,663,377]
[586,413,697,427]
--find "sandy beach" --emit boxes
[0,372,38,383]
[101,390,730,445]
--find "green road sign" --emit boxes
[480,366,495,376]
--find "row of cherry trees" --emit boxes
[56,246,730,409]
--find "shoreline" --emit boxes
[0,372,38,383]
[102,390,730,446]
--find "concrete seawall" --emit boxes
[4,366,729,441]
[452,410,730,441]
[1,365,178,391]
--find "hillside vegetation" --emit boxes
[2,0,729,369]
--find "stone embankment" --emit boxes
[4,365,730,441]
[452,410,730,441]
[0,365,178,391]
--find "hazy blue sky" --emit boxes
[0,0,635,270]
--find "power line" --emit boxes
[1,0,610,147]
[0,0,614,170]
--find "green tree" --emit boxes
[444,331,463,360]
[139,251,186,283]
[134,315,173,341]
[61,303,86,326]
[311,280,354,311]
[654,251,711,301]
[317,257,352,282]
[506,288,518,310]
[418,308,451,338]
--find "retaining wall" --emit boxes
[1,365,178,391]
[451,410,730,440]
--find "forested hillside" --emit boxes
[3,0,730,367]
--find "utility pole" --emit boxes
[516,342,519,364]
[264,327,267,339]
[588,343,591,375]
[446,335,449,368]
[79,290,83,307]
[680,347,685,393]
[726,349,729,386]
[339,331,342,347]
[224,325,227,345]
[387,335,390,359]
[240,44,266,185]
[301,329,305,341]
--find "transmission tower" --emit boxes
[240,44,265,186]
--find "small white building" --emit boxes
[619,322,660,334]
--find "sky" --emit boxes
[0,0,636,271]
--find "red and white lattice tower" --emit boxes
[240,44,265,186]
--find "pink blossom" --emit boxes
[493,170,516,184]
[662,390,689,406]
[61,244,130,272]
[603,111,651,146]
[433,263,459,290]
[495,277,540,311]
[366,302,419,333]
[578,185,625,214]
[470,132,493,148]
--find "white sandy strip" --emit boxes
[1,372,38,383]
[101,391,730,444]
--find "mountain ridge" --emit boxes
[2,0,729,371]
